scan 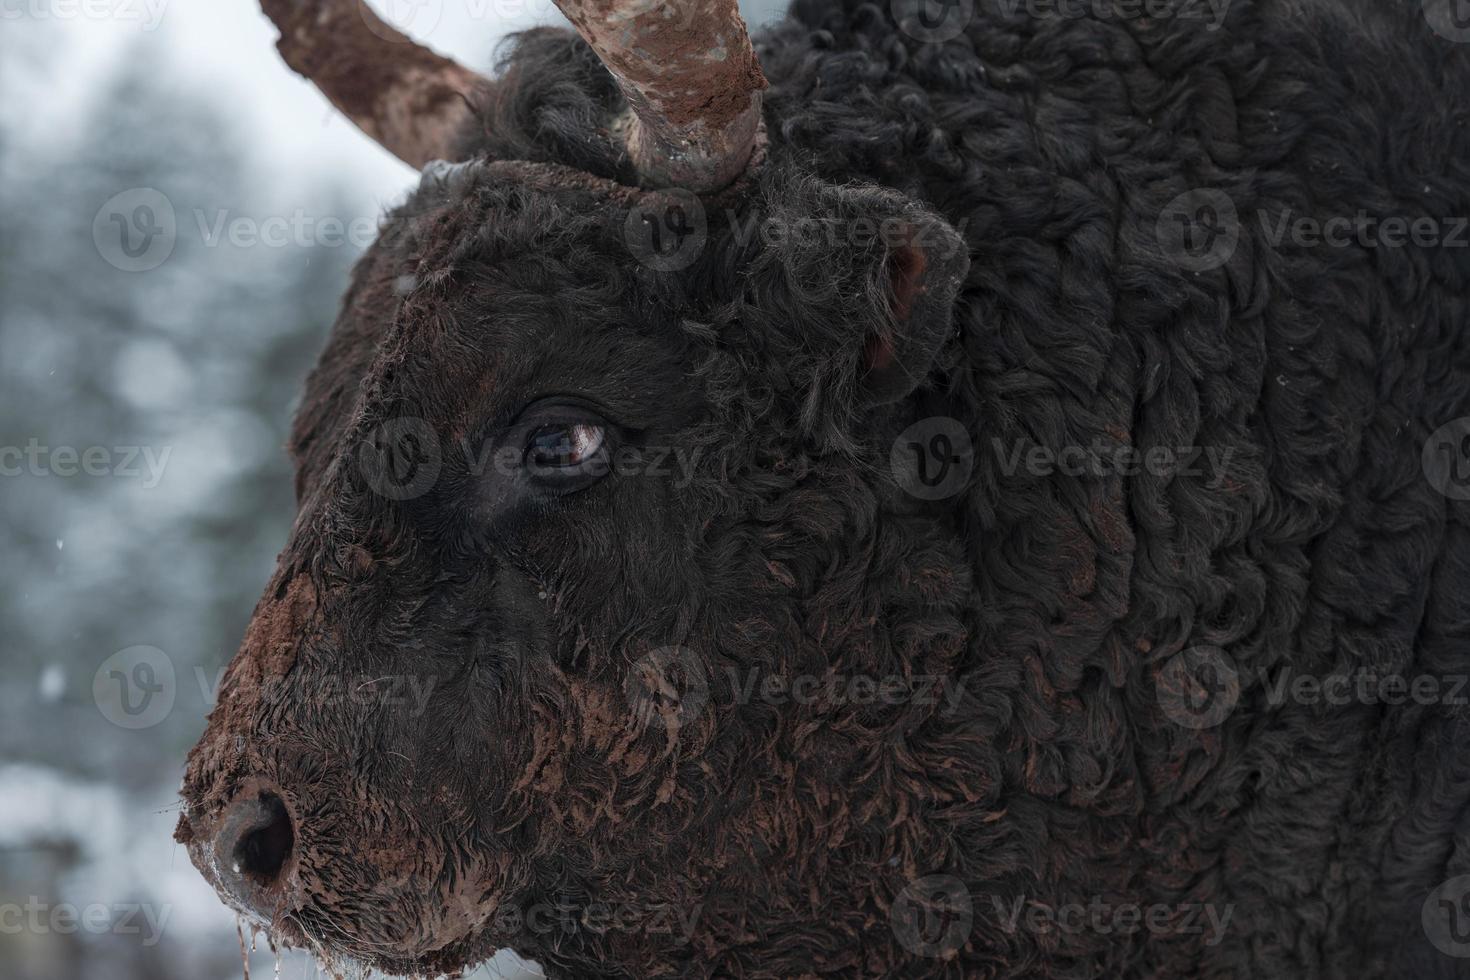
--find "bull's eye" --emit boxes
[497,400,617,499]
[526,423,606,470]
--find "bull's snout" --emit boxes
[210,785,296,918]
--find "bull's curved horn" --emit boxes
[261,0,766,191]
[260,0,485,169]
[553,0,767,192]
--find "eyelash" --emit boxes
[524,423,607,471]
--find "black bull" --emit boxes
[176,2,1470,977]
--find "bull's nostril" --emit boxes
[234,793,293,882]
[215,789,295,900]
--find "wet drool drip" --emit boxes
[236,917,252,980]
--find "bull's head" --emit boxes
[177,0,972,974]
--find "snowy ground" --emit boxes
[0,765,540,979]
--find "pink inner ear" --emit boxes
[863,240,929,375]
[888,241,929,323]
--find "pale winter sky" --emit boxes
[15,0,564,216]
[14,0,787,223]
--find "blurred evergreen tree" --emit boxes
[0,29,355,786]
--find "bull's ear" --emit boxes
[750,178,971,411]
[859,214,970,403]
